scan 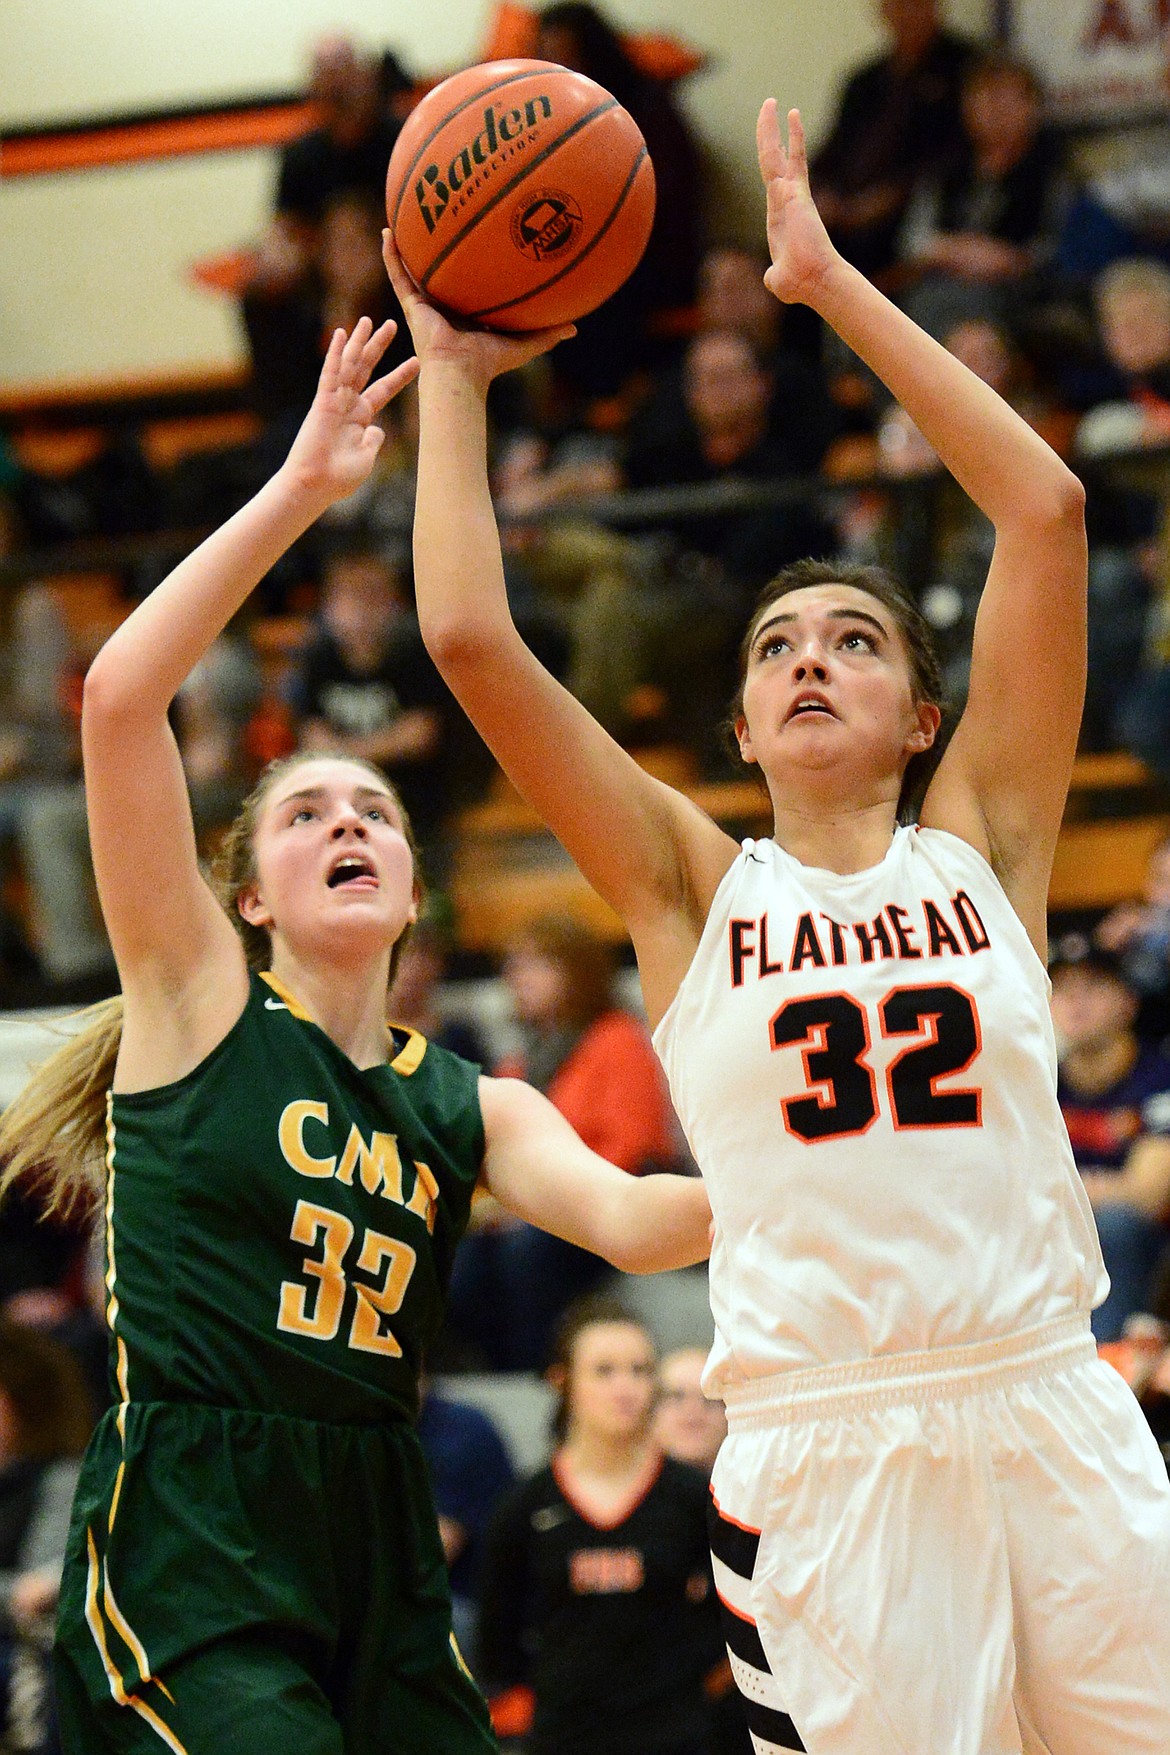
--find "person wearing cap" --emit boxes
[1051,934,1170,1340]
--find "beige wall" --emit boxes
[0,0,993,389]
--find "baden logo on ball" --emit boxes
[386,59,655,332]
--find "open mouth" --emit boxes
[326,854,377,889]
[786,694,836,722]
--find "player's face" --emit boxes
[653,1349,726,1472]
[242,758,416,959]
[565,1322,658,1445]
[737,584,938,799]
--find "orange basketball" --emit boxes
[385,59,656,332]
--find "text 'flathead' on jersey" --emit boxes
[729,891,991,987]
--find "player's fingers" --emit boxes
[366,355,420,413]
[787,108,808,181]
[357,318,398,381]
[339,315,375,379]
[756,98,786,184]
[317,326,348,391]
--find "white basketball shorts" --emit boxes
[707,1314,1170,1755]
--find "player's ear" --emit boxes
[236,884,272,930]
[906,699,941,754]
[735,712,758,766]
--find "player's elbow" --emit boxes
[1019,464,1086,535]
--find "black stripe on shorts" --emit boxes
[706,1485,761,1579]
[743,1698,807,1751]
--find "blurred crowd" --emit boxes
[4,4,1170,1746]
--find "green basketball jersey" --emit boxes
[102,971,484,1424]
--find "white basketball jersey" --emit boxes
[653,826,1106,1395]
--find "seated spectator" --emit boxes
[1050,936,1170,1340]
[0,1319,94,1755]
[476,1298,715,1755]
[1096,832,1170,1044]
[443,915,683,1371]
[622,326,836,596]
[417,1373,515,1656]
[1076,258,1170,459]
[896,49,1068,339]
[289,533,455,870]
[532,1,706,408]
[810,0,978,284]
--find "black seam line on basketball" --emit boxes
[467,143,647,319]
[390,67,543,231]
[418,97,618,291]
[717,1600,771,1673]
[740,1699,806,1752]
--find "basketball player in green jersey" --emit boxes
[0,316,710,1755]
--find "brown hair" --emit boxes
[0,1318,94,1459]
[0,751,420,1218]
[546,1293,656,1440]
[727,558,946,822]
[505,913,618,1030]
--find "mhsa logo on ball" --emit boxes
[413,95,553,234]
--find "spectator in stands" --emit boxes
[0,588,114,1003]
[1051,935,1170,1340]
[653,1346,725,1475]
[444,915,683,1371]
[1075,257,1170,766]
[476,1296,715,1755]
[810,0,978,284]
[1076,258,1170,459]
[532,2,706,408]
[1097,832,1170,1045]
[275,35,402,253]
[0,1319,94,1755]
[289,532,453,870]
[417,1373,515,1656]
[622,325,836,595]
[896,49,1068,340]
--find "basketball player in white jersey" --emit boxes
[386,101,1170,1755]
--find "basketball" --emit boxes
[385,59,656,332]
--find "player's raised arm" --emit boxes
[384,238,738,1024]
[82,321,417,1048]
[756,101,1086,950]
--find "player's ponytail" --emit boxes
[0,995,123,1216]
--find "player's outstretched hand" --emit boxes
[756,101,839,308]
[383,230,574,392]
[283,317,419,502]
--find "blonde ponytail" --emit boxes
[0,996,123,1217]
